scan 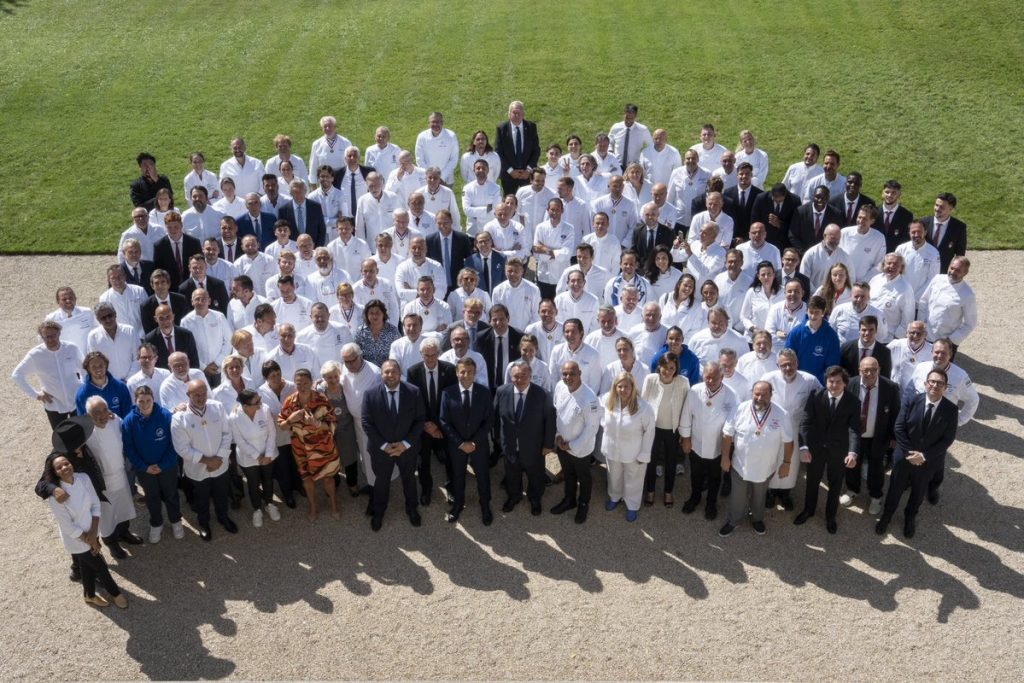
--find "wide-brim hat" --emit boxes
[51,415,95,453]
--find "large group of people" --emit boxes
[15,102,981,609]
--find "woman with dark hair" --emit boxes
[645,245,683,302]
[354,299,401,366]
[148,187,176,229]
[230,387,280,528]
[460,129,501,183]
[258,360,300,508]
[740,260,784,341]
[641,353,690,507]
[659,272,704,341]
[75,351,132,418]
[815,262,853,317]
[278,368,340,521]
[561,134,584,177]
[43,451,128,609]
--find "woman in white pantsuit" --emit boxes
[601,372,655,522]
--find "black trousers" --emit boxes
[557,448,592,505]
[803,453,846,521]
[504,451,546,504]
[190,471,231,526]
[450,446,491,512]
[241,463,274,509]
[687,451,722,506]
[272,444,300,499]
[418,433,451,494]
[73,550,121,599]
[370,448,419,516]
[46,409,74,429]
[847,437,886,499]
[644,428,682,493]
[882,459,936,521]
[137,466,181,527]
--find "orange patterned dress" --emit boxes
[279,391,340,481]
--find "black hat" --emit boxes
[51,416,95,453]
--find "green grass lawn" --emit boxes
[1,0,1022,252]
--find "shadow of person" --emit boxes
[956,353,1024,398]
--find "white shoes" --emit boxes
[149,525,162,544]
[266,503,281,522]
[171,522,185,540]
[869,497,883,515]
[253,510,264,528]
[839,493,855,507]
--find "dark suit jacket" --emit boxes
[333,164,373,193]
[829,192,876,225]
[918,215,967,273]
[278,200,327,247]
[178,275,230,315]
[799,388,860,460]
[426,230,475,290]
[751,190,801,249]
[477,327,524,391]
[873,204,914,254]
[790,203,844,254]
[632,224,674,263]
[121,260,155,294]
[893,393,958,471]
[439,382,494,457]
[152,234,202,290]
[441,320,491,352]
[360,381,426,457]
[495,119,541,194]
[406,360,458,423]
[140,292,189,333]
[840,340,893,380]
[464,251,507,293]
[236,211,279,249]
[848,376,900,458]
[723,185,763,243]
[779,270,812,304]
[143,325,200,369]
[690,194,738,225]
[493,382,555,463]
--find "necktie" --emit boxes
[739,189,745,206]
[847,202,855,224]
[443,236,452,286]
[173,240,182,278]
[774,202,781,215]
[165,334,174,353]
[861,385,871,432]
[515,391,524,422]
[860,347,869,361]
[923,402,934,431]
[647,229,655,252]
[350,174,357,219]
[884,211,893,230]
[463,389,471,412]
[227,243,234,262]
[254,216,261,236]
[830,396,837,416]
[428,369,437,415]
[622,127,631,167]
[933,222,943,245]
[482,256,490,291]
[814,212,823,238]
[388,390,397,416]
[132,266,140,284]
[297,203,305,234]
[496,336,504,384]
[415,215,421,227]
[514,126,523,166]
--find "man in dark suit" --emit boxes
[277,181,327,247]
[406,341,458,507]
[235,193,279,249]
[793,366,862,534]
[690,177,738,225]
[846,356,900,514]
[120,257,155,295]
[360,359,427,531]
[140,269,189,333]
[876,367,958,538]
[495,100,541,195]
[790,186,843,253]
[828,172,876,226]
[839,315,892,379]
[494,359,556,515]
[143,304,200,369]
[426,209,474,296]
[476,304,523,392]
[873,180,914,253]
[464,231,507,294]
[918,192,967,273]
[751,182,801,249]
[439,356,495,524]
[177,254,230,314]
[723,162,764,244]
[441,299,491,353]
[152,212,202,290]
[779,248,813,304]
[334,149,374,214]
[632,201,674,263]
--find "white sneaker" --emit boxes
[839,493,855,507]
[149,525,163,544]
[252,510,263,528]
[266,503,281,522]
[869,497,883,515]
[171,522,185,540]
[655,465,664,478]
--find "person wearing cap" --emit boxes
[83,396,142,558]
[41,451,128,609]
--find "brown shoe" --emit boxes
[664,493,674,508]
[84,595,109,608]
[111,594,128,609]
[644,492,655,507]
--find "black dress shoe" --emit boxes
[681,497,700,514]
[780,493,795,511]
[793,511,812,525]
[420,492,431,506]
[574,503,589,524]
[370,516,383,532]
[482,507,494,526]
[927,489,940,505]
[284,497,297,509]
[105,542,128,559]
[550,499,576,515]
[230,496,242,510]
[530,501,542,516]
[765,491,775,509]
[501,498,517,513]
[903,517,916,539]
[409,511,422,527]
[445,510,461,524]
[220,517,239,534]
[704,504,718,520]
[826,519,838,534]
[365,500,374,517]
[69,566,81,583]
[875,515,891,535]
[199,524,212,541]
[121,532,145,545]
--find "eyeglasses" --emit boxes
[925,379,947,387]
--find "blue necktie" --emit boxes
[297,202,305,234]
[443,236,452,286]
[515,391,524,422]
[388,390,397,416]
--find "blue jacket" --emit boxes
[785,318,841,384]
[649,344,702,386]
[121,404,178,472]
[76,373,133,418]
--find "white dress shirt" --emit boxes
[12,342,83,414]
[171,399,231,480]
[86,324,139,380]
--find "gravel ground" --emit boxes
[1,253,1022,681]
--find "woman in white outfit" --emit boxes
[640,354,690,507]
[601,372,655,522]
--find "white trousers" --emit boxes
[606,459,647,511]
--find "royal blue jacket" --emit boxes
[121,404,178,472]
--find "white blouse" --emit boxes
[600,397,656,464]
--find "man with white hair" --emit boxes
[869,253,916,340]
[120,206,166,264]
[385,150,427,203]
[305,248,352,306]
[159,351,208,409]
[364,125,402,179]
[355,172,399,248]
[415,111,459,185]
[267,323,318,381]
[308,115,352,185]
[380,207,422,260]
[84,396,141,557]
[100,264,147,334]
[888,321,932,392]
[86,304,139,381]
[419,166,462,230]
[340,342,383,499]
